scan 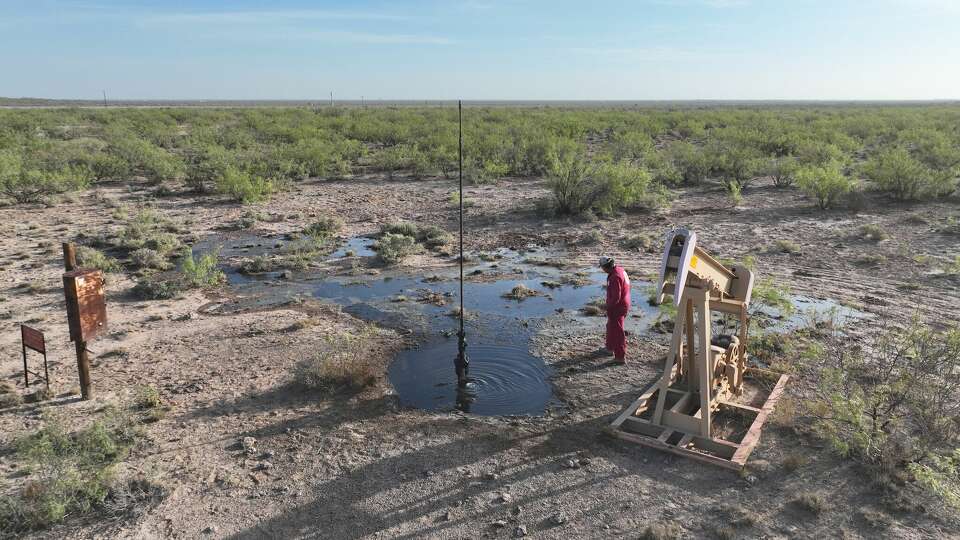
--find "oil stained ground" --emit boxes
[199,234,866,416]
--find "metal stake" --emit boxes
[455,100,469,387]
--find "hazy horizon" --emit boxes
[3,0,959,101]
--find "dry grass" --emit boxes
[858,224,889,242]
[0,380,23,408]
[581,297,607,316]
[640,521,683,540]
[502,284,539,300]
[295,331,380,391]
[793,492,826,516]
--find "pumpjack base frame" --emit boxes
[608,367,789,471]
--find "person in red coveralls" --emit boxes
[600,256,631,364]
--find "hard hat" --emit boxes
[599,256,615,268]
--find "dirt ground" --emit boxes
[2,173,959,539]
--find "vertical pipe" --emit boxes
[454,100,469,387]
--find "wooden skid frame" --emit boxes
[609,368,789,471]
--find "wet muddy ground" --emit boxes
[1,174,959,538]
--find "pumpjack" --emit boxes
[609,229,789,470]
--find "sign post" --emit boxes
[62,243,106,400]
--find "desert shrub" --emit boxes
[129,248,171,270]
[712,143,763,191]
[375,233,418,265]
[503,283,539,300]
[668,141,711,186]
[295,332,378,391]
[239,255,274,274]
[769,156,800,187]
[372,144,427,179]
[592,161,666,214]
[806,321,960,505]
[858,224,888,242]
[726,182,743,206]
[179,249,224,288]
[0,151,92,203]
[184,144,231,192]
[381,221,419,238]
[418,225,452,249]
[133,386,161,410]
[76,247,121,273]
[793,493,826,515]
[304,216,343,240]
[607,130,653,162]
[0,380,23,408]
[0,412,140,533]
[909,449,960,508]
[796,162,853,209]
[862,146,955,201]
[548,155,664,216]
[621,233,654,252]
[640,521,682,540]
[143,232,181,254]
[132,276,181,300]
[215,167,274,204]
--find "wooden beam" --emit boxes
[731,373,790,465]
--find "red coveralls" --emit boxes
[605,266,631,359]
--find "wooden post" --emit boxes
[63,243,92,400]
[63,243,76,271]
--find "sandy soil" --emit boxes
[1,174,959,539]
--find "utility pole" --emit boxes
[330,91,333,107]
[102,90,107,107]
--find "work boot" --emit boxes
[614,356,627,365]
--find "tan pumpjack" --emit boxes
[609,228,789,470]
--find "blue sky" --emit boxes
[1,0,957,100]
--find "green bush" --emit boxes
[304,216,344,240]
[0,151,92,203]
[215,167,274,204]
[179,249,224,288]
[668,141,711,186]
[807,322,960,505]
[796,162,853,209]
[376,233,418,265]
[549,154,665,216]
[132,276,181,300]
[129,248,172,270]
[862,146,955,201]
[769,156,800,187]
[0,412,140,533]
[76,247,121,273]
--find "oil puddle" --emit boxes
[197,233,866,416]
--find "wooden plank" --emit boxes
[610,375,664,429]
[718,400,761,415]
[621,417,666,438]
[696,291,712,437]
[657,429,675,443]
[662,410,703,435]
[611,430,743,471]
[731,373,790,465]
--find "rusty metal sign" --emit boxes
[63,269,107,343]
[21,325,45,353]
[20,324,49,389]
